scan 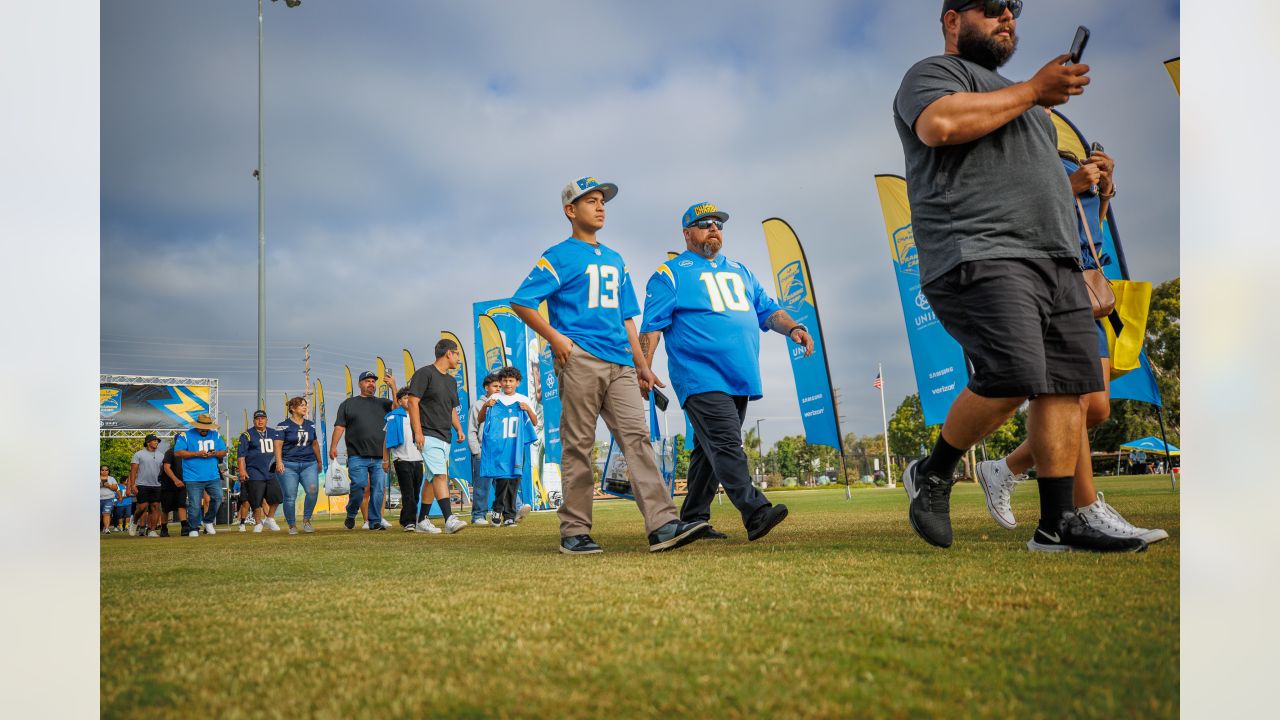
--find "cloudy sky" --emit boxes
[100,0,1180,445]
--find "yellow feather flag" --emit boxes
[343,366,353,398]
[402,348,415,382]
[440,331,468,395]
[1164,57,1179,94]
[375,357,389,399]
[478,314,507,374]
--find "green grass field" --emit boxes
[101,476,1178,719]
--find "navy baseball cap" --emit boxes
[144,434,160,443]
[359,371,378,381]
[253,410,268,419]
[682,202,729,228]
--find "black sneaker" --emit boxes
[1028,512,1148,553]
[702,526,729,540]
[159,525,170,537]
[344,516,355,530]
[648,520,710,552]
[560,534,603,555]
[904,459,955,548]
[369,524,386,531]
[746,504,789,542]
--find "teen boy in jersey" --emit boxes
[467,374,501,525]
[511,176,710,554]
[237,410,283,533]
[640,202,814,541]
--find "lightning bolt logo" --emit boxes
[149,386,209,426]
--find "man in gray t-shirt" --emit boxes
[126,434,166,537]
[891,1,1143,555]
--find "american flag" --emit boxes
[872,372,882,390]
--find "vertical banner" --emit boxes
[761,218,842,450]
[474,300,551,510]
[343,366,353,398]
[315,380,329,476]
[375,357,389,399]
[402,349,415,382]
[440,330,472,491]
[874,175,969,426]
[282,393,288,419]
[1164,57,1180,94]
[1051,111,1163,407]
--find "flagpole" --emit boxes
[878,362,893,488]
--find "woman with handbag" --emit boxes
[975,147,1167,545]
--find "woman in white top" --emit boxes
[100,465,119,534]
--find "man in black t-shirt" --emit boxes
[406,338,466,533]
[330,371,394,531]
[159,441,186,537]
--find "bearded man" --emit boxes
[891,0,1145,553]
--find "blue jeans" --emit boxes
[279,459,319,527]
[470,453,492,520]
[184,479,222,532]
[346,456,385,526]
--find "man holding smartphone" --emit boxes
[639,202,813,541]
[891,0,1145,552]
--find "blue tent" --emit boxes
[1119,436,1180,456]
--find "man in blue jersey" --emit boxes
[477,366,539,526]
[237,410,283,534]
[174,414,228,537]
[511,176,710,554]
[640,202,814,541]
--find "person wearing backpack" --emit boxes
[386,387,427,532]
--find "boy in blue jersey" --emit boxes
[237,410,284,534]
[511,176,710,554]
[477,367,539,526]
[174,414,228,537]
[640,202,814,541]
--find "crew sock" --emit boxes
[438,497,452,520]
[918,435,965,481]
[1037,476,1074,532]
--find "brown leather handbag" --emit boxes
[1076,197,1116,319]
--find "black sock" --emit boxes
[438,497,452,520]
[919,435,965,480]
[418,500,434,524]
[1037,476,1074,531]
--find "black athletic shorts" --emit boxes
[243,477,283,507]
[161,488,186,513]
[135,485,164,504]
[922,257,1103,398]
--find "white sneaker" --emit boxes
[516,504,531,522]
[489,511,501,525]
[239,523,247,533]
[403,524,417,532]
[187,530,199,537]
[265,517,281,532]
[502,519,517,527]
[361,521,370,530]
[204,523,217,535]
[976,459,1025,530]
[1094,492,1170,544]
[301,520,315,534]
[253,523,264,533]
[471,517,490,526]
[445,516,467,534]
[380,518,392,529]
[415,521,442,534]
[288,526,298,535]
[246,517,256,526]
[147,531,160,538]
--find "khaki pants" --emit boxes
[556,349,677,537]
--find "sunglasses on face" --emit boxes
[956,0,1022,19]
[690,219,724,230]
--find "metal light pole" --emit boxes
[256,0,301,412]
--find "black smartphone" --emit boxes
[652,388,670,412]
[1069,25,1090,64]
[1089,141,1104,154]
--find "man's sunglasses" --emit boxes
[690,219,724,230]
[954,0,1022,19]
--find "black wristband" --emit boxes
[789,324,808,338]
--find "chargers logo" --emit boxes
[148,385,211,426]
[100,387,121,417]
[485,347,504,372]
[578,177,599,190]
[487,305,519,319]
[534,257,560,284]
[656,265,676,287]
[891,223,919,276]
[777,260,809,310]
[692,203,719,216]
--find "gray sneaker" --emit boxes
[647,520,710,552]
[301,520,315,533]
[1093,492,1169,544]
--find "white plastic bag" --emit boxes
[325,463,351,496]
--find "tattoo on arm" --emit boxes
[639,335,650,355]
[765,310,789,333]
